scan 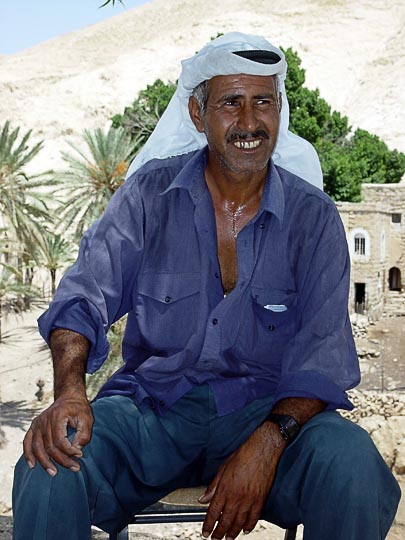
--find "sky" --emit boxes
[0,0,152,55]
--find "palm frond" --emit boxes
[55,126,136,236]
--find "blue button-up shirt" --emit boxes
[38,148,359,415]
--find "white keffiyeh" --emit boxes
[126,32,323,190]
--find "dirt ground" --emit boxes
[354,315,405,393]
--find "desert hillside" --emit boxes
[0,0,404,174]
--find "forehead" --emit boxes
[207,74,277,98]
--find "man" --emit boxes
[13,33,400,540]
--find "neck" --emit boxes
[205,155,268,205]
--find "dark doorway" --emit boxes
[389,267,402,291]
[355,283,366,314]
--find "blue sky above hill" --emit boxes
[1,0,151,55]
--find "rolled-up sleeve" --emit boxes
[273,207,360,411]
[38,180,145,373]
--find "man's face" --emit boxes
[189,74,281,176]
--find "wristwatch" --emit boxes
[265,413,301,444]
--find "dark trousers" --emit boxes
[13,385,401,539]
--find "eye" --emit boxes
[256,98,277,108]
[223,99,239,107]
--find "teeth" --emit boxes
[234,140,261,149]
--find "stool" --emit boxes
[109,488,297,540]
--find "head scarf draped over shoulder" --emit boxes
[126,32,323,190]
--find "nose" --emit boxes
[236,104,260,132]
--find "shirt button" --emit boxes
[259,223,265,229]
[212,318,219,325]
[215,272,220,278]
[164,296,172,303]
[268,324,275,331]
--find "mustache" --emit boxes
[227,130,269,143]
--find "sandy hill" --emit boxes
[0,0,404,174]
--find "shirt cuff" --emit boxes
[273,371,354,411]
[38,298,109,373]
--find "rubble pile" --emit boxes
[351,318,370,338]
[344,390,405,474]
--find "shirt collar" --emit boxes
[260,160,285,226]
[162,147,285,225]
[161,148,208,203]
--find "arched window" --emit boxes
[389,267,402,291]
[354,233,366,255]
[350,228,370,259]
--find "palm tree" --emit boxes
[34,231,76,297]
[55,126,137,238]
[0,121,52,244]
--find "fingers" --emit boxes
[201,473,262,540]
[203,498,254,540]
[71,412,93,450]
[242,506,261,535]
[22,428,36,469]
[202,496,225,538]
[27,417,80,474]
[199,480,218,504]
[199,462,225,505]
[22,399,94,475]
[213,507,249,540]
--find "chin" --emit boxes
[221,157,270,175]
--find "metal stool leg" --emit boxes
[109,526,129,540]
[284,526,297,540]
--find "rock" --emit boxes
[395,441,405,475]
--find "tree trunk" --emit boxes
[51,269,56,296]
[0,296,2,344]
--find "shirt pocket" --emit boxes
[233,287,298,368]
[251,287,297,329]
[136,272,200,351]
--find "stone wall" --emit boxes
[343,390,405,475]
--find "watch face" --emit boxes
[282,417,300,441]
[265,413,301,443]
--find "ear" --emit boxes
[188,96,205,133]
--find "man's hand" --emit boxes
[199,422,285,540]
[23,390,93,476]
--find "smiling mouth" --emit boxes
[233,139,262,149]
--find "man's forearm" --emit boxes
[49,328,90,399]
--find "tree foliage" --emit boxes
[99,0,123,7]
[55,126,137,238]
[0,121,52,243]
[282,47,405,200]
[111,79,176,155]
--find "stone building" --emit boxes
[337,179,405,319]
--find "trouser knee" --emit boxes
[293,413,397,491]
[264,412,401,537]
